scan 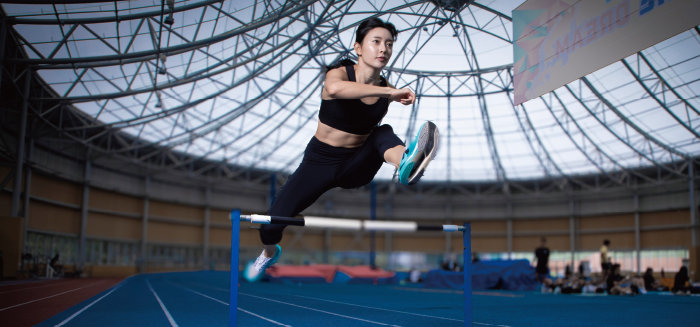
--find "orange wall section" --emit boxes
[148,221,202,245]
[641,210,690,227]
[579,213,634,230]
[90,188,142,215]
[514,235,569,252]
[149,199,204,223]
[86,212,141,241]
[31,173,82,206]
[28,200,80,235]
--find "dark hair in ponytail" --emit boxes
[324,17,398,72]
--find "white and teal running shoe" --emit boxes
[397,121,439,185]
[243,244,282,282]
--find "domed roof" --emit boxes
[2,0,698,183]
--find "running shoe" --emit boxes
[243,244,282,282]
[397,121,439,185]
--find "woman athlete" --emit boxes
[244,17,439,281]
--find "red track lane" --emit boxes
[0,278,122,327]
[0,279,90,307]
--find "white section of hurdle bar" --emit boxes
[364,220,417,232]
[248,214,271,224]
[304,216,362,230]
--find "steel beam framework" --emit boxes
[0,0,698,199]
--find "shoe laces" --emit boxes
[252,251,272,271]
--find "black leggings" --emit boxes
[259,124,403,245]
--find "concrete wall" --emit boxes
[1,142,697,279]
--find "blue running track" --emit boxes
[37,271,700,327]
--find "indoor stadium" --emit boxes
[1,0,698,326]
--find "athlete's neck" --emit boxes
[354,63,382,85]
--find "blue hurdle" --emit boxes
[229,209,472,326]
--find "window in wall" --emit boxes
[84,239,138,266]
[147,243,203,268]
[25,231,78,266]
[209,246,233,270]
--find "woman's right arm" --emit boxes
[323,67,415,105]
[323,67,391,99]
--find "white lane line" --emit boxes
[237,307,293,327]
[166,281,228,306]
[146,278,179,327]
[54,282,124,327]
[472,322,512,327]
[240,292,402,327]
[290,294,463,322]
[184,287,229,306]
[0,280,78,294]
[0,282,102,312]
[290,291,511,326]
[169,282,292,327]
[179,281,508,326]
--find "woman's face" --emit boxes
[355,27,394,69]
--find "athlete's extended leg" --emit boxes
[260,161,334,245]
[245,138,343,281]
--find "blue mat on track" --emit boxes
[424,259,538,291]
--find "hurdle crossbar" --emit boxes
[239,214,466,232]
[230,210,471,326]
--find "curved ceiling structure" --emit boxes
[2,0,699,186]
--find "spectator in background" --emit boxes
[582,273,606,294]
[409,267,422,283]
[606,263,645,295]
[441,254,461,272]
[49,253,63,277]
[600,239,611,279]
[534,237,550,283]
[643,267,668,292]
[672,266,691,295]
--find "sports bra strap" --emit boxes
[345,64,386,86]
[345,64,356,82]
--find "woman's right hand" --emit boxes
[389,88,416,105]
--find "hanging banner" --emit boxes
[512,0,700,105]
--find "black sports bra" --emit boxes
[318,65,389,135]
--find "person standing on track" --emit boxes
[600,239,611,279]
[243,17,440,281]
[534,237,550,284]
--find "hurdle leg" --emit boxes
[230,209,241,327]
[463,223,471,326]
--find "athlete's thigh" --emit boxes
[335,145,383,189]
[269,161,336,216]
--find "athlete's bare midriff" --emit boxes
[314,121,370,148]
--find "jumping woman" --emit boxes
[244,17,440,281]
